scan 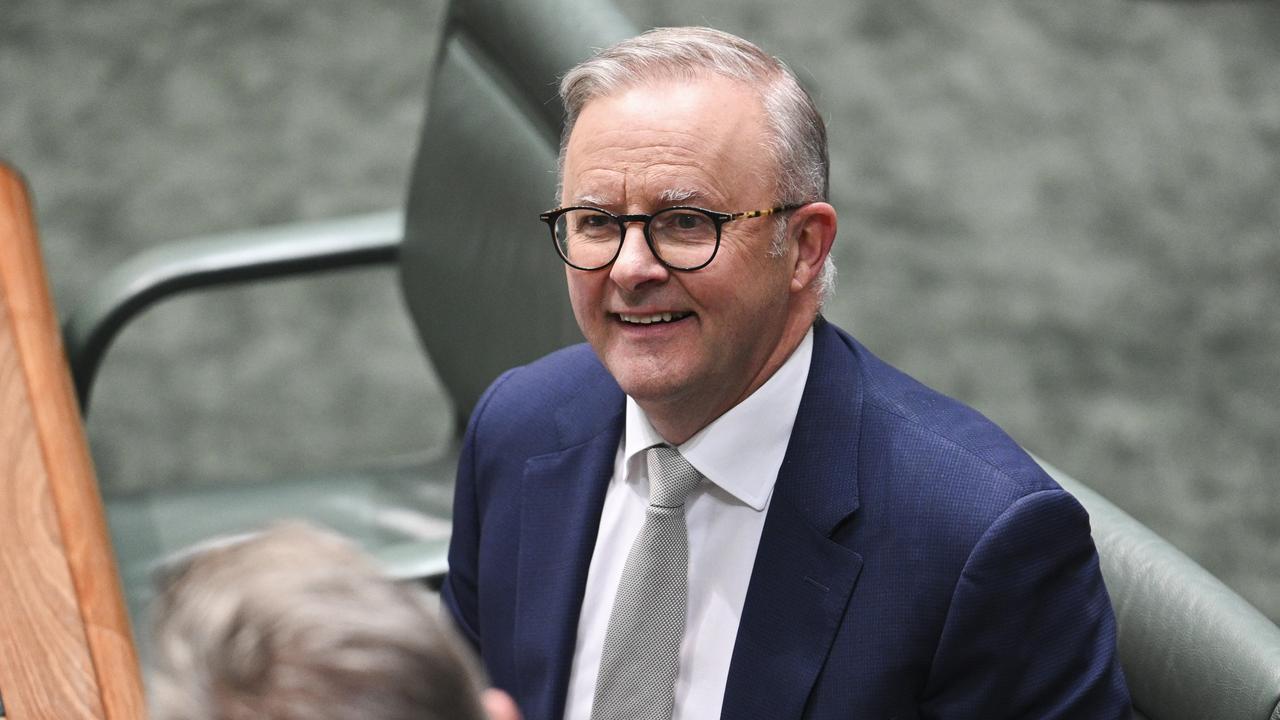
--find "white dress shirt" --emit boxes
[562,328,814,720]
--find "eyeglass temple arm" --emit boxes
[728,204,806,221]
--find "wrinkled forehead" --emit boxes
[561,76,775,209]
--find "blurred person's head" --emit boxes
[149,522,518,720]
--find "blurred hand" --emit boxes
[482,688,521,720]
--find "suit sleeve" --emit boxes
[441,369,517,651]
[919,488,1131,719]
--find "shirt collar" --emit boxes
[623,327,814,510]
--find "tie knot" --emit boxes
[645,445,702,508]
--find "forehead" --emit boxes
[562,75,773,207]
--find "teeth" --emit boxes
[619,312,689,324]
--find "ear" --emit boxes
[788,202,837,294]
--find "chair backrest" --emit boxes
[1041,459,1280,720]
[401,0,638,425]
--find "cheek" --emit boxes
[697,252,786,308]
[566,272,605,328]
[711,264,791,334]
[566,270,591,303]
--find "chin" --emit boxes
[613,372,681,403]
[607,361,692,405]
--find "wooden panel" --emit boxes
[0,314,103,718]
[0,163,146,719]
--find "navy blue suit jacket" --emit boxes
[443,319,1130,719]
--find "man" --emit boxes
[443,26,1130,720]
[150,522,520,720]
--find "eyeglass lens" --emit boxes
[554,208,718,270]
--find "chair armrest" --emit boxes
[378,538,450,589]
[62,211,403,412]
[1036,456,1280,720]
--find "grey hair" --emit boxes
[149,522,489,720]
[558,26,836,303]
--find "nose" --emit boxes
[609,222,668,290]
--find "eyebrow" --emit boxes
[572,193,613,207]
[569,187,711,210]
[659,187,704,205]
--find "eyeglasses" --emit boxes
[538,204,805,271]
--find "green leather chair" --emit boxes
[62,0,1280,716]
[63,0,631,650]
[1042,459,1280,720]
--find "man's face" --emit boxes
[561,75,801,429]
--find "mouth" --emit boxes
[615,311,694,325]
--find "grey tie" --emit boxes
[591,445,703,720]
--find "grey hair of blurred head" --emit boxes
[558,26,836,303]
[149,522,489,720]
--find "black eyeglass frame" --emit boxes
[538,204,807,272]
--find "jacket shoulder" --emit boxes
[467,342,622,451]
[824,325,1066,548]
[850,335,1054,496]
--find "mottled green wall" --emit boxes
[2,0,1276,618]
[623,0,1280,615]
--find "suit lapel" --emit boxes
[513,385,623,720]
[721,319,866,719]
